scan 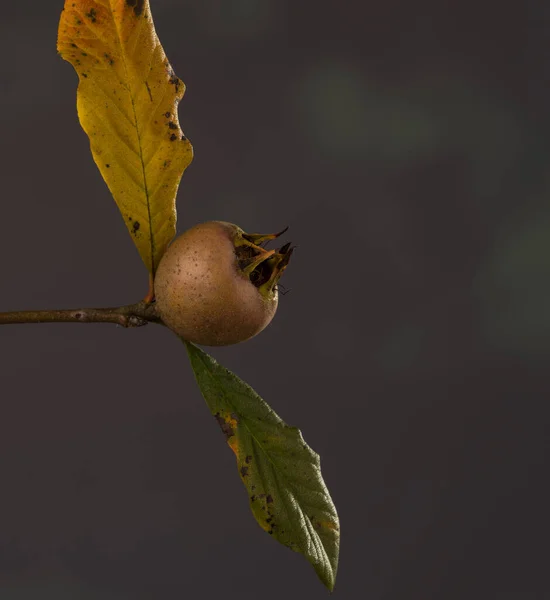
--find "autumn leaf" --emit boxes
[185,341,340,591]
[57,0,193,275]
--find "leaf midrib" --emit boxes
[108,0,156,272]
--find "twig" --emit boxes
[0,301,162,328]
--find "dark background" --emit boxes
[1,0,549,598]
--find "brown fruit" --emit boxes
[154,221,293,346]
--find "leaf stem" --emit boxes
[0,301,162,328]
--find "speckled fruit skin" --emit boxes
[154,221,278,346]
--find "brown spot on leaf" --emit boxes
[266,495,273,504]
[170,133,177,141]
[164,111,171,118]
[126,0,145,16]
[240,466,249,477]
[133,221,140,233]
[168,122,178,130]
[245,455,252,464]
[168,72,181,92]
[214,413,235,439]
[85,8,97,22]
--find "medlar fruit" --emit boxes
[154,221,293,346]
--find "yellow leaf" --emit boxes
[57,0,193,275]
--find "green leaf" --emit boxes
[185,341,340,591]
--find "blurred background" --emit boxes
[0,0,549,598]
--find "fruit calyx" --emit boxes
[234,225,294,297]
